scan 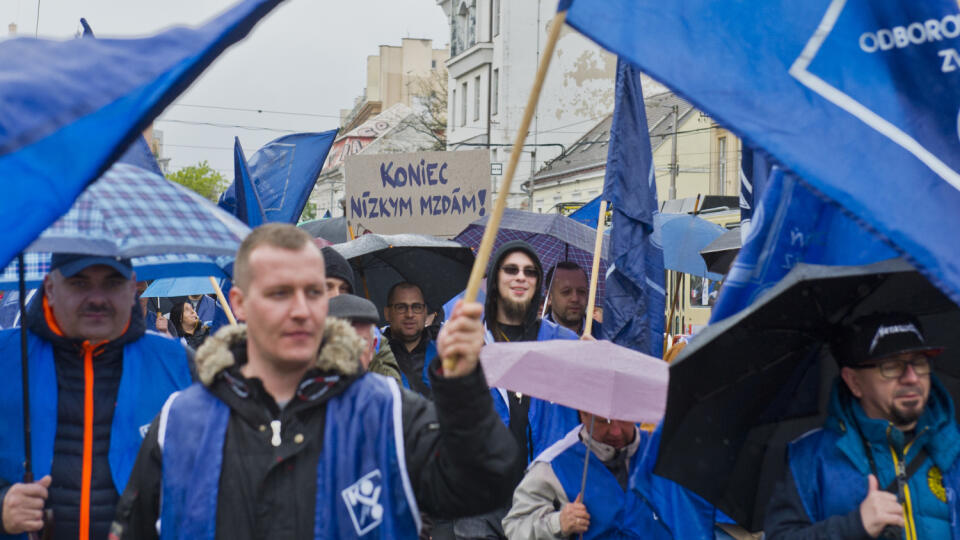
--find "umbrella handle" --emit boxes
[444,9,568,373]
[582,200,607,338]
[578,415,595,540]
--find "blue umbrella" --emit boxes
[142,277,224,298]
[0,163,248,289]
[653,214,726,280]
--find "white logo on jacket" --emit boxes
[342,469,384,535]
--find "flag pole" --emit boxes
[208,277,238,326]
[582,200,607,338]
[443,9,567,372]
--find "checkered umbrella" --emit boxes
[455,208,610,301]
[0,163,247,288]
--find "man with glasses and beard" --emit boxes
[453,240,580,540]
[765,313,960,540]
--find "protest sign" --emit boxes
[344,149,490,238]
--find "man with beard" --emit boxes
[765,314,960,539]
[453,241,580,539]
[544,262,601,338]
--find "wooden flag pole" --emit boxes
[443,10,568,371]
[582,200,608,338]
[208,276,238,326]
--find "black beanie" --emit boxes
[321,247,355,294]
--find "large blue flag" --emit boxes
[561,0,960,306]
[738,145,773,244]
[229,137,266,227]
[711,168,899,322]
[219,130,338,224]
[568,194,602,228]
[0,0,286,271]
[79,17,164,176]
[602,59,666,358]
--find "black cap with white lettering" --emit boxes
[831,313,944,367]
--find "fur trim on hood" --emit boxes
[194,317,366,386]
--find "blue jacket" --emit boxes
[788,378,960,540]
[158,374,420,539]
[542,427,673,539]
[0,329,191,539]
[487,318,581,461]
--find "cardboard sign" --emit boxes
[344,149,490,238]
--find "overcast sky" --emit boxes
[0,0,450,177]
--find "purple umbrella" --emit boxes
[456,209,610,303]
[480,339,668,423]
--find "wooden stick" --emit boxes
[662,194,701,354]
[582,200,607,338]
[208,276,238,326]
[443,10,568,371]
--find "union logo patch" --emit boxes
[341,469,384,535]
[928,465,946,503]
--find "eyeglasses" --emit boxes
[387,302,426,314]
[853,355,932,380]
[501,265,538,278]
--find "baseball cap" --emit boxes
[832,313,944,366]
[328,294,379,324]
[50,253,133,279]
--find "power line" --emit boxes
[157,118,301,133]
[170,103,342,119]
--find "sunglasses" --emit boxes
[501,264,538,278]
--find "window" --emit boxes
[492,68,499,115]
[492,0,501,36]
[717,136,727,194]
[473,75,481,121]
[460,81,467,126]
[451,88,456,128]
[689,276,719,308]
[431,59,437,68]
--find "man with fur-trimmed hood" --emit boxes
[110,224,518,539]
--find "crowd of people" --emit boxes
[0,223,956,540]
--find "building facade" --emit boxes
[339,38,449,134]
[437,0,626,209]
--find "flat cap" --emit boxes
[328,294,379,324]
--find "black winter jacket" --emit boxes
[0,296,145,540]
[111,318,519,540]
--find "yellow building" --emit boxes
[529,90,743,336]
[339,38,448,134]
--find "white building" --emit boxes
[436,0,642,209]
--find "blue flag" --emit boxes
[562,0,960,306]
[0,0,285,271]
[568,195,602,228]
[219,130,338,224]
[711,168,899,322]
[79,18,165,176]
[738,145,773,244]
[602,59,666,358]
[229,138,266,227]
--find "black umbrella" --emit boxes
[299,217,349,244]
[331,234,475,322]
[699,227,741,275]
[654,258,960,531]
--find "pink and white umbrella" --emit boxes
[480,339,668,423]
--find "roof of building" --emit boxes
[531,91,695,185]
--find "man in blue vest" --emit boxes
[383,282,437,398]
[765,313,960,539]
[111,223,518,539]
[503,411,721,539]
[451,241,580,539]
[0,254,192,540]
